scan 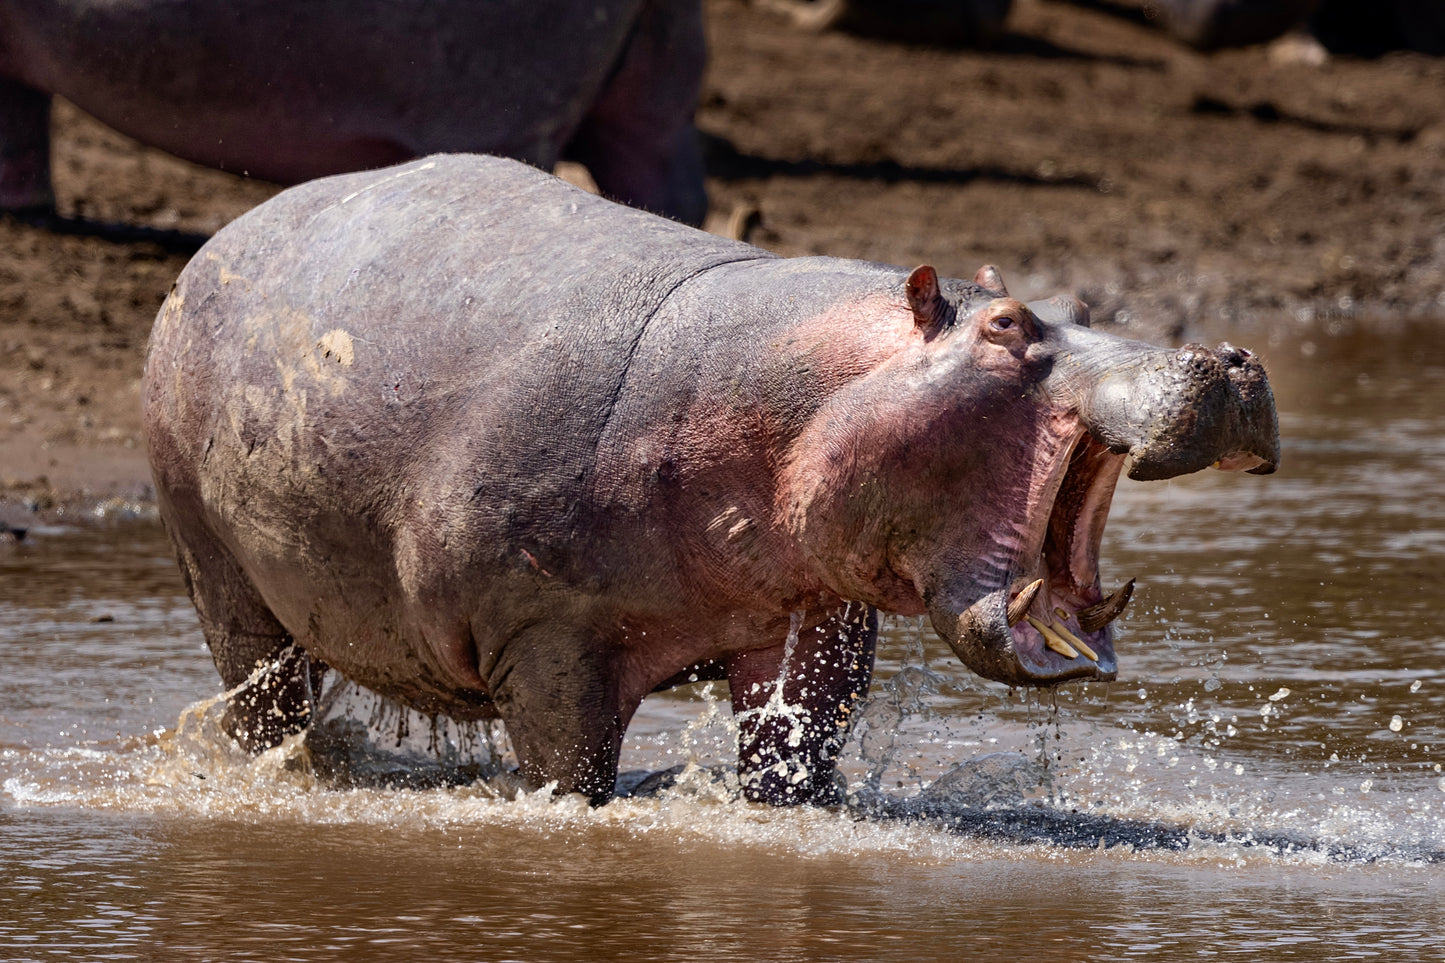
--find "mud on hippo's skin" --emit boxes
[0,0,707,224]
[143,153,1278,806]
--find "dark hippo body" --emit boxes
[144,154,1278,805]
[0,0,706,223]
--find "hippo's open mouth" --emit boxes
[939,430,1132,687]
[1006,431,1131,682]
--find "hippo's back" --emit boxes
[143,155,765,679]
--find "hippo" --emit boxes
[143,154,1279,806]
[0,0,706,225]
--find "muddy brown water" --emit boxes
[3,325,1444,961]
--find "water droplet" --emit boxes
[1389,715,1403,732]
[1360,779,1373,793]
[1268,687,1290,702]
[1410,680,1422,693]
[1136,688,1148,700]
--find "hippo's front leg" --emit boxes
[0,77,53,213]
[727,604,877,805]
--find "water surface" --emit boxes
[2,324,1443,960]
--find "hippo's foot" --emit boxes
[1150,0,1321,49]
[489,636,626,806]
[740,763,849,807]
[758,0,1014,47]
[220,643,326,752]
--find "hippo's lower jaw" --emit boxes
[930,434,1130,687]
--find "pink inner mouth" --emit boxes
[1002,432,1128,680]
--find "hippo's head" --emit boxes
[782,264,1278,687]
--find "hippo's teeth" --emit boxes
[1007,578,1045,626]
[1050,620,1099,662]
[1078,579,1136,633]
[1027,615,1079,659]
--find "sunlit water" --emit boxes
[3,325,1444,961]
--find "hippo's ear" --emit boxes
[906,265,953,338]
[974,264,1009,296]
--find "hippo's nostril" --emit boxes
[1217,342,1252,367]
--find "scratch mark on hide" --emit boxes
[520,549,554,578]
[333,160,438,209]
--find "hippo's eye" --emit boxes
[979,303,1039,358]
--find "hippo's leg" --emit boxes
[0,78,53,213]
[727,603,877,806]
[564,0,708,226]
[486,634,625,805]
[167,526,323,751]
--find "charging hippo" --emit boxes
[0,0,706,224]
[143,154,1279,806]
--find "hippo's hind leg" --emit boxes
[166,522,323,752]
[727,603,878,806]
[0,78,53,213]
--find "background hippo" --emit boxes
[0,0,707,224]
[143,154,1278,806]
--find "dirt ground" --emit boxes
[2,0,1443,520]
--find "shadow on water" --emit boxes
[610,763,1445,864]
[859,796,1445,864]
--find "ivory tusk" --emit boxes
[1007,578,1045,626]
[1078,579,1135,633]
[1050,620,1099,662]
[1026,615,1078,659]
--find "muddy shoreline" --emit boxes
[2,0,1442,518]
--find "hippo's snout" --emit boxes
[1083,340,1280,482]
